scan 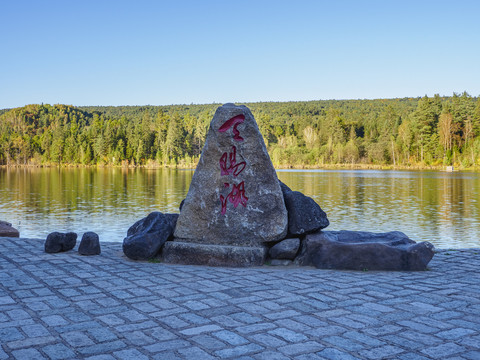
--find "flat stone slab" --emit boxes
[295,230,435,271]
[162,241,267,267]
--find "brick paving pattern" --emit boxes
[0,237,479,359]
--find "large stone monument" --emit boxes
[123,103,434,271]
[165,103,288,266]
[174,103,287,244]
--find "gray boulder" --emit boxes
[78,232,101,255]
[269,238,300,260]
[279,181,329,235]
[123,212,178,260]
[295,230,435,271]
[174,103,288,247]
[45,232,77,253]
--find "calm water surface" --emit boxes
[1,167,479,248]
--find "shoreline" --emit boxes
[1,163,478,171]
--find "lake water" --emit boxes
[1,167,479,249]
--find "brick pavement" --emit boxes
[0,237,479,359]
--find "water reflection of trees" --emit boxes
[1,167,194,216]
[277,170,480,247]
[1,168,479,247]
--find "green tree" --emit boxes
[164,112,184,164]
[411,96,440,163]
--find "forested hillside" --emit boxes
[1,93,479,168]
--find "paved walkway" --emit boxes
[0,237,479,360]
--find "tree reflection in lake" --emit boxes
[0,168,478,248]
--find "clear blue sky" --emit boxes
[1,0,479,108]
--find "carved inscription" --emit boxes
[220,181,248,215]
[219,146,246,177]
[218,114,248,214]
[218,114,245,141]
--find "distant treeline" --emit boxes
[1,93,479,168]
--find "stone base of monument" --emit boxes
[294,230,435,271]
[161,241,267,267]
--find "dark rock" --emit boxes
[269,238,300,260]
[162,241,267,267]
[179,199,185,212]
[123,212,178,260]
[0,220,19,238]
[295,230,435,271]
[45,232,77,253]
[281,183,329,235]
[78,232,101,255]
[278,180,292,195]
[174,103,288,247]
[63,232,77,251]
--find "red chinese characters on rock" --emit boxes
[218,114,249,215]
[218,114,245,141]
[219,146,246,177]
[220,181,248,215]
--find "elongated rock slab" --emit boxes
[161,241,267,267]
[174,103,288,246]
[295,230,435,271]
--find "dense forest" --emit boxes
[1,93,479,169]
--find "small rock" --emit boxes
[45,232,77,253]
[63,232,77,250]
[269,238,300,260]
[279,181,329,235]
[123,212,178,260]
[0,220,20,237]
[78,232,101,255]
[295,230,435,271]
